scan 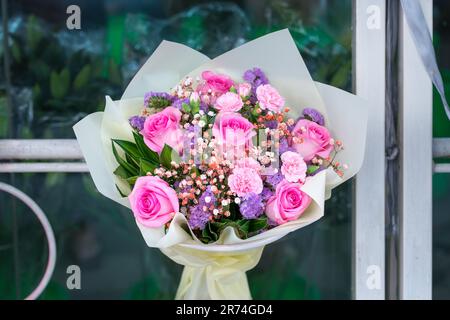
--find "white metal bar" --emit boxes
[352,0,386,300]
[433,138,450,158]
[399,0,433,300]
[434,163,450,173]
[0,162,88,172]
[0,139,83,160]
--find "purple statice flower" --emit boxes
[279,137,295,154]
[199,186,216,206]
[173,97,190,110]
[301,108,325,126]
[243,67,269,88]
[265,120,278,129]
[200,101,209,113]
[188,205,211,230]
[243,67,270,104]
[260,187,274,201]
[265,171,284,188]
[240,193,264,219]
[129,115,145,131]
[144,91,174,108]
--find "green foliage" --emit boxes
[133,132,160,165]
[50,68,70,99]
[112,134,180,189]
[73,65,92,91]
[200,216,269,243]
[159,144,174,168]
[26,15,44,51]
[146,96,172,109]
[6,14,124,138]
[307,165,321,175]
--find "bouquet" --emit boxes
[74,30,368,299]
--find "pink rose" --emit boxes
[256,84,285,112]
[228,167,263,197]
[129,176,179,228]
[214,92,243,112]
[291,119,333,161]
[141,107,182,153]
[265,180,312,225]
[281,151,307,183]
[197,70,234,95]
[238,82,251,97]
[213,112,255,147]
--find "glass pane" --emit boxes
[0,0,353,299]
[433,0,450,300]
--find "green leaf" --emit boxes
[126,176,138,185]
[237,219,250,230]
[159,144,173,168]
[113,165,130,179]
[201,222,219,243]
[116,184,127,197]
[109,59,122,85]
[32,84,41,101]
[125,153,139,168]
[191,101,200,114]
[133,132,159,165]
[50,68,70,99]
[139,158,157,176]
[112,139,141,160]
[112,141,138,176]
[26,15,43,51]
[229,86,237,93]
[73,65,91,91]
[307,165,321,175]
[11,41,22,63]
[248,217,269,233]
[182,103,191,113]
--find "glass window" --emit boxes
[432,0,450,300]
[0,0,353,299]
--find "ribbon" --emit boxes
[400,0,450,120]
[160,246,264,300]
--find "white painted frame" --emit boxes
[352,0,386,300]
[398,0,433,300]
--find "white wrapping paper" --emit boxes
[73,29,368,300]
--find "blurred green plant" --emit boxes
[5,15,124,138]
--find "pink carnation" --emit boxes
[280,151,307,183]
[235,157,261,173]
[256,84,285,112]
[215,92,243,112]
[228,167,263,197]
